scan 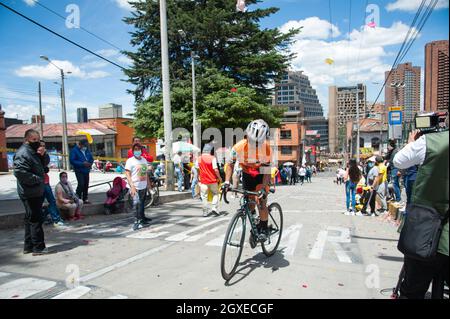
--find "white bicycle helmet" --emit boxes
[246,119,270,143]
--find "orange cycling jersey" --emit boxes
[229,139,272,177]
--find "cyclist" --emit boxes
[223,119,272,242]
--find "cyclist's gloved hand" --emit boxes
[258,188,268,199]
[222,181,231,192]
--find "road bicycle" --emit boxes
[220,187,283,281]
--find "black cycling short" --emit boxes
[242,172,264,191]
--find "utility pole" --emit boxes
[191,50,200,149]
[38,81,43,138]
[60,69,70,171]
[160,0,174,191]
[355,84,361,164]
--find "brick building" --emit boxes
[424,40,449,112]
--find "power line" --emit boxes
[369,0,432,110]
[30,0,124,52]
[0,1,125,70]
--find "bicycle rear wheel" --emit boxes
[221,211,246,281]
[144,188,154,208]
[261,203,283,257]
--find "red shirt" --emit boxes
[44,173,50,185]
[127,147,153,163]
[197,154,219,185]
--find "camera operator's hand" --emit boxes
[408,129,421,144]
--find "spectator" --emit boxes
[196,144,222,216]
[394,129,448,299]
[344,159,362,215]
[173,151,184,192]
[291,165,297,185]
[312,164,317,176]
[55,172,84,220]
[69,139,94,204]
[298,165,306,185]
[125,143,152,231]
[375,156,388,214]
[127,137,154,163]
[37,140,66,227]
[385,139,401,202]
[305,165,312,183]
[14,129,54,256]
[271,166,279,186]
[190,164,199,199]
[361,157,384,216]
[286,166,292,185]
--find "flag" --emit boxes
[236,0,247,12]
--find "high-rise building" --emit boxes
[424,40,449,112]
[99,103,123,118]
[328,84,367,153]
[385,62,421,123]
[273,71,328,150]
[77,108,88,123]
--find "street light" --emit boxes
[40,55,71,170]
[178,29,200,149]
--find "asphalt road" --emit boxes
[0,173,404,299]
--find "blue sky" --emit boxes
[0,0,448,124]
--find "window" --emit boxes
[281,146,292,154]
[280,130,292,139]
[121,148,129,158]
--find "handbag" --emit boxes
[398,204,449,261]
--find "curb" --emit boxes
[0,192,192,230]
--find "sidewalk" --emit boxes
[0,170,192,229]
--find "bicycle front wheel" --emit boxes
[262,203,283,257]
[221,211,246,281]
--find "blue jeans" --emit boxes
[191,178,198,198]
[345,181,357,211]
[391,168,401,202]
[43,184,62,223]
[175,168,183,192]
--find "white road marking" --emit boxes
[126,217,197,239]
[51,286,91,299]
[165,217,228,242]
[308,230,328,260]
[184,225,226,242]
[79,242,175,283]
[283,210,345,213]
[95,228,119,234]
[279,224,303,256]
[326,226,351,243]
[0,278,56,299]
[0,272,10,277]
[205,234,225,247]
[331,242,353,263]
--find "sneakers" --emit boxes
[23,249,32,254]
[32,248,56,256]
[355,212,363,216]
[202,209,209,217]
[132,221,149,231]
[141,217,152,225]
[53,221,67,227]
[344,211,351,216]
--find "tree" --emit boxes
[131,68,285,139]
[124,0,299,100]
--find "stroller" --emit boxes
[104,177,129,215]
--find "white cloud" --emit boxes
[386,0,449,12]
[115,0,134,11]
[96,49,119,58]
[15,60,110,80]
[280,18,418,115]
[23,0,36,6]
[280,17,341,40]
[117,55,133,66]
[82,61,109,69]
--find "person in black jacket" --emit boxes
[13,129,55,256]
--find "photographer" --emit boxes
[393,126,448,299]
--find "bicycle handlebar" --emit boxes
[222,187,275,204]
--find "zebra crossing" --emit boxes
[0,272,128,299]
[54,213,361,265]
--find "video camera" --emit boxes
[414,112,448,134]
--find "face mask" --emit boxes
[368,163,374,168]
[81,147,87,152]
[61,177,68,184]
[29,141,40,151]
[134,151,142,158]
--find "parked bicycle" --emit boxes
[220,187,283,281]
